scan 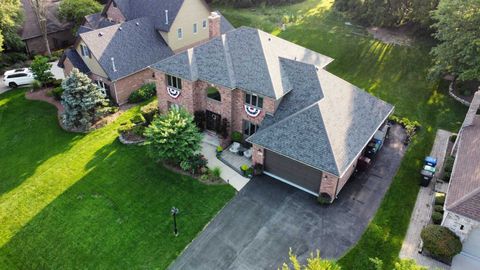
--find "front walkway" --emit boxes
[201,136,250,191]
[399,129,452,270]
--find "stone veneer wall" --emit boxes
[442,210,480,241]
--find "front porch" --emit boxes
[219,144,253,175]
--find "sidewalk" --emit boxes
[201,140,250,191]
[399,129,452,269]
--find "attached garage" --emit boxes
[263,150,322,196]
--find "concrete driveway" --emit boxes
[0,61,64,95]
[169,125,407,270]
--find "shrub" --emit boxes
[51,87,64,100]
[30,55,53,84]
[216,146,223,153]
[118,121,135,134]
[211,167,221,178]
[128,83,156,103]
[232,131,243,143]
[435,194,445,206]
[32,80,42,90]
[131,114,145,124]
[443,171,451,182]
[144,108,202,164]
[431,211,443,224]
[434,205,444,213]
[443,156,455,173]
[449,135,457,143]
[240,164,249,171]
[140,100,159,124]
[421,225,462,262]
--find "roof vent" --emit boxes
[268,38,271,41]
[165,10,169,25]
[98,32,104,37]
[111,57,117,72]
[136,22,140,26]
[119,27,122,31]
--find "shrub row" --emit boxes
[128,83,156,103]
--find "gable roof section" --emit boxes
[151,27,333,99]
[109,0,185,32]
[80,17,174,81]
[248,67,393,176]
[446,115,480,221]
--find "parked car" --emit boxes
[2,68,35,88]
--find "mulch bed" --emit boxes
[162,162,226,185]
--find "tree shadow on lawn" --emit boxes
[0,90,82,196]
[0,141,235,269]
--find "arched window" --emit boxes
[207,87,221,101]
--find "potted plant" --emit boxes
[240,164,249,176]
[253,163,263,176]
[232,131,243,143]
[216,146,223,158]
[246,167,254,178]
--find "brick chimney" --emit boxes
[208,11,221,39]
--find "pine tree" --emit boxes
[61,68,109,131]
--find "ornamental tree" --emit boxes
[281,249,341,270]
[61,68,109,131]
[30,55,53,84]
[59,0,102,29]
[144,108,202,163]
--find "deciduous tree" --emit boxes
[280,250,341,270]
[59,0,102,29]
[0,0,23,52]
[30,55,53,84]
[430,0,480,81]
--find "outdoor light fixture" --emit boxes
[171,207,179,236]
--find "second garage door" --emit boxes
[264,150,322,195]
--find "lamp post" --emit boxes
[171,207,179,236]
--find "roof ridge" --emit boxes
[222,34,237,88]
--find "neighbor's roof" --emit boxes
[446,115,480,222]
[20,0,73,40]
[151,27,333,99]
[108,0,185,32]
[84,12,115,30]
[79,17,174,81]
[248,61,393,177]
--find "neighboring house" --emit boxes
[442,91,480,241]
[20,0,74,55]
[151,26,394,202]
[58,0,233,105]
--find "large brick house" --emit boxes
[59,0,233,105]
[442,91,480,241]
[151,26,394,202]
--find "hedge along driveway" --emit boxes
[0,89,235,269]
[219,1,468,269]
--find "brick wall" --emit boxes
[252,145,264,165]
[106,3,126,23]
[319,173,339,202]
[442,210,480,241]
[113,69,156,105]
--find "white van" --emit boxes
[2,68,35,88]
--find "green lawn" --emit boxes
[0,89,235,269]
[220,1,467,269]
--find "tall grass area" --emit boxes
[219,1,467,269]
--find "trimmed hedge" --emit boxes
[128,83,156,103]
[140,100,159,124]
[421,225,462,262]
[432,211,443,225]
[435,194,445,206]
[434,205,444,213]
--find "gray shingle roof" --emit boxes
[248,68,394,176]
[80,17,174,81]
[151,27,333,99]
[84,12,115,30]
[110,0,184,32]
[58,48,91,74]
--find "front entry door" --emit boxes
[206,110,221,132]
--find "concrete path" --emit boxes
[0,61,64,95]
[201,140,250,191]
[168,124,407,270]
[399,129,452,270]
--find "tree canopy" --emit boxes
[59,0,103,29]
[0,0,23,52]
[430,0,480,81]
[334,0,439,34]
[30,55,53,84]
